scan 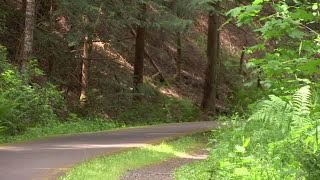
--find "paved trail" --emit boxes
[0,121,217,180]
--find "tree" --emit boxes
[21,0,36,73]
[167,0,203,81]
[79,36,91,108]
[168,0,183,81]
[175,30,182,81]
[133,2,147,93]
[201,2,220,114]
[57,0,105,107]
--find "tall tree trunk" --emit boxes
[133,3,147,93]
[175,32,182,81]
[174,3,182,82]
[79,36,91,107]
[130,27,165,82]
[216,30,222,100]
[21,0,36,73]
[239,48,245,74]
[201,8,220,114]
[257,66,263,89]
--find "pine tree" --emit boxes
[201,1,220,114]
[133,2,147,94]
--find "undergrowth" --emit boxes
[0,116,124,144]
[0,45,64,135]
[0,44,200,144]
[118,97,200,125]
[176,86,320,179]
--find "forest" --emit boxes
[0,0,320,179]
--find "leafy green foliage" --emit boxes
[0,45,64,135]
[118,96,200,125]
[0,95,16,134]
[177,1,320,178]
[0,116,123,144]
[176,86,320,179]
[229,0,320,96]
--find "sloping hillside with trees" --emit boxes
[1,0,320,178]
[0,0,246,138]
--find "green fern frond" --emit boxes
[292,86,311,116]
[249,95,290,127]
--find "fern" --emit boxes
[249,86,312,127]
[292,86,312,117]
[249,95,291,128]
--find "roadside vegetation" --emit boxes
[0,45,198,144]
[62,135,206,180]
[1,0,206,144]
[0,116,124,144]
[176,1,320,179]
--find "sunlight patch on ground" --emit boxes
[62,136,206,180]
[182,70,203,81]
[93,41,133,71]
[0,146,32,151]
[0,143,149,151]
[51,143,148,150]
[159,87,181,98]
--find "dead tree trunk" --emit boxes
[21,0,36,74]
[133,3,147,93]
[79,36,91,107]
[201,7,220,115]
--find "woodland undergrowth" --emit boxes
[0,45,199,143]
[176,0,320,179]
[176,86,320,179]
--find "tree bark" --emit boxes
[201,8,220,114]
[21,0,36,73]
[133,3,147,93]
[239,48,245,74]
[130,27,165,82]
[257,66,263,89]
[175,32,182,81]
[173,2,182,82]
[216,30,222,100]
[79,36,91,107]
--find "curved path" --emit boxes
[0,121,217,180]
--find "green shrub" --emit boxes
[118,97,200,125]
[0,95,16,134]
[0,116,124,144]
[165,98,200,122]
[0,45,64,135]
[176,86,320,179]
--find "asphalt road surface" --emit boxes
[0,121,217,180]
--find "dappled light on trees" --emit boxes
[1,0,320,178]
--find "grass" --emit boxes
[62,135,207,180]
[0,96,200,145]
[0,118,125,144]
[117,97,200,125]
[175,157,212,180]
